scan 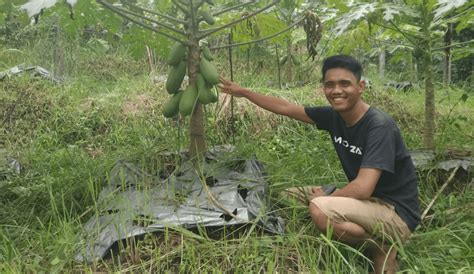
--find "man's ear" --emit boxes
[359,80,366,91]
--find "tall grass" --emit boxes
[1,38,473,272]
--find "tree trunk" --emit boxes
[423,50,435,148]
[378,47,385,80]
[285,36,293,83]
[53,16,64,78]
[275,44,282,89]
[247,47,250,71]
[421,1,435,148]
[414,61,418,82]
[188,38,206,159]
[189,103,206,159]
[408,52,416,83]
[443,23,453,86]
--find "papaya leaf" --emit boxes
[451,46,474,61]
[380,4,405,21]
[334,3,376,36]
[454,9,473,33]
[254,13,286,43]
[21,0,57,17]
[20,0,77,17]
[433,0,468,20]
[0,1,18,15]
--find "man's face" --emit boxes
[322,68,365,113]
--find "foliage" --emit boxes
[0,49,473,271]
[0,1,473,273]
[321,0,473,148]
[228,13,287,47]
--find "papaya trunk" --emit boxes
[423,51,435,148]
[188,39,207,159]
[189,103,206,158]
[443,23,453,86]
[53,16,64,78]
[378,46,385,80]
[409,52,416,83]
[286,37,293,82]
[421,1,435,148]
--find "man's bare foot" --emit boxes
[371,247,398,274]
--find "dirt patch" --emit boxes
[0,80,54,137]
[79,55,145,81]
[122,94,158,116]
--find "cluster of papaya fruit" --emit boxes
[162,42,219,118]
[279,54,301,66]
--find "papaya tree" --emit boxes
[94,0,322,159]
[278,0,305,82]
[18,0,322,159]
[329,0,473,148]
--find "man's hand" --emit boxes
[310,187,326,199]
[218,77,247,97]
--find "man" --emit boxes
[218,55,420,273]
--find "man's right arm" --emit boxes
[218,78,314,124]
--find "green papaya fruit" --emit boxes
[279,55,287,66]
[201,45,214,61]
[167,42,186,66]
[197,74,217,104]
[166,60,186,94]
[199,58,219,85]
[162,90,183,118]
[179,84,198,116]
[200,11,215,25]
[207,84,218,103]
[291,54,301,65]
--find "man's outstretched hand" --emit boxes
[218,77,247,97]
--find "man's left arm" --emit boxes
[336,123,396,199]
[311,168,382,199]
[331,168,382,199]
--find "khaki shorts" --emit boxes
[282,186,411,242]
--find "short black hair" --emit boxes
[322,55,363,81]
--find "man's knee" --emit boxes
[309,201,329,232]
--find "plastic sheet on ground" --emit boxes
[410,149,473,172]
[75,145,285,263]
[0,64,61,83]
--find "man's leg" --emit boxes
[309,202,370,243]
[308,198,409,274]
[369,244,398,274]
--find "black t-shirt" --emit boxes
[305,106,421,232]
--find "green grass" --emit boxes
[1,42,473,272]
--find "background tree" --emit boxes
[278,0,303,83]
[330,0,473,148]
